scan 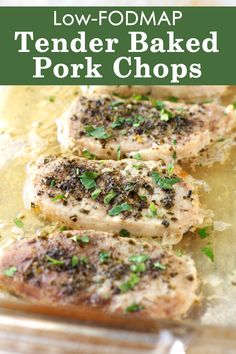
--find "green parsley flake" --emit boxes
[133,115,145,127]
[48,96,55,103]
[133,153,142,160]
[108,203,132,216]
[82,149,96,160]
[46,255,64,266]
[80,256,89,264]
[119,273,140,293]
[173,139,177,146]
[132,163,144,170]
[173,151,177,160]
[129,254,149,264]
[126,303,144,313]
[91,188,101,200]
[149,202,157,217]
[117,145,121,160]
[52,194,66,203]
[198,226,211,239]
[233,102,236,109]
[168,96,178,103]
[130,262,146,273]
[99,250,109,263]
[85,125,110,140]
[153,261,166,270]
[155,100,165,110]
[110,100,123,107]
[60,226,70,232]
[3,266,17,277]
[80,171,99,190]
[111,117,125,129]
[50,179,56,187]
[14,218,24,228]
[132,94,149,101]
[71,234,90,244]
[201,246,214,263]
[119,229,130,237]
[71,255,79,267]
[104,190,117,205]
[167,162,174,175]
[152,171,181,190]
[160,108,174,122]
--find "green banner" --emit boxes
[0,7,235,85]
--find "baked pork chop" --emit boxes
[57,94,236,162]
[24,156,203,245]
[81,85,228,101]
[0,230,198,318]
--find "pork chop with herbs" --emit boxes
[57,94,236,161]
[0,230,198,318]
[24,156,203,245]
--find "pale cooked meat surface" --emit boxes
[0,230,198,318]
[57,94,236,161]
[24,156,203,245]
[81,85,228,101]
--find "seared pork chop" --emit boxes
[57,94,236,162]
[0,230,198,318]
[24,156,203,245]
[81,85,228,101]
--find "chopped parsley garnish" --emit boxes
[198,226,211,239]
[160,108,174,122]
[71,234,90,244]
[168,96,178,103]
[46,255,64,266]
[110,100,123,107]
[108,203,132,216]
[133,153,142,160]
[14,218,24,228]
[119,273,140,293]
[80,256,89,264]
[216,138,225,143]
[173,139,177,146]
[52,194,66,202]
[152,171,181,190]
[155,100,165,110]
[133,115,145,127]
[3,266,17,277]
[71,255,79,267]
[82,149,96,160]
[117,145,121,160]
[233,102,236,109]
[201,246,214,263]
[104,190,117,205]
[130,263,146,273]
[167,162,174,174]
[50,179,56,187]
[60,226,70,232]
[80,171,99,190]
[132,94,149,101]
[99,250,109,263]
[153,261,166,270]
[175,249,183,257]
[91,188,101,200]
[132,163,144,170]
[149,202,157,217]
[119,229,130,237]
[48,96,55,103]
[111,117,125,129]
[140,195,147,201]
[85,125,110,140]
[129,254,149,263]
[126,303,144,313]
[124,182,135,192]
